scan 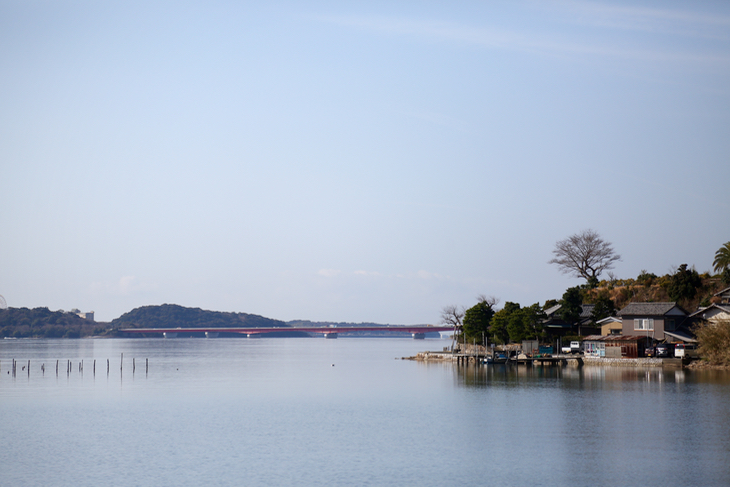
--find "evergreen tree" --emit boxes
[667,264,702,302]
[558,287,583,324]
[462,297,496,345]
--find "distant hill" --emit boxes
[0,307,102,338]
[110,304,288,330]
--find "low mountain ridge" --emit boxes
[110,304,288,329]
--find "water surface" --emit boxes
[2,338,729,486]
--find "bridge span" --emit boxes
[119,325,455,339]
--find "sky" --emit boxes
[1,0,729,324]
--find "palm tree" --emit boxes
[713,242,730,274]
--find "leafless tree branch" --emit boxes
[548,229,621,281]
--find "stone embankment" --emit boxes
[582,357,676,367]
[405,351,457,361]
[406,352,690,368]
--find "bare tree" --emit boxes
[476,294,499,308]
[441,304,464,351]
[549,229,621,282]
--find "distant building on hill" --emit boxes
[71,309,95,321]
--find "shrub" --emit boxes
[694,319,730,366]
[636,270,657,287]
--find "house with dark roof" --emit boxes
[618,302,688,341]
[542,303,600,337]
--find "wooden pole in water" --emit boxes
[56,360,58,376]
[107,359,109,374]
[93,359,96,375]
[146,358,148,374]
[120,353,123,372]
[133,357,135,373]
[27,360,30,377]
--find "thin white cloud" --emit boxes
[317,269,341,277]
[554,0,730,36]
[314,9,730,64]
[354,270,381,277]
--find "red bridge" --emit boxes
[119,325,454,339]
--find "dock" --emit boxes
[409,351,583,366]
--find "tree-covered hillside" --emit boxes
[0,307,103,338]
[110,304,288,329]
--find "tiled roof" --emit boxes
[714,286,730,297]
[689,303,730,318]
[579,304,595,319]
[582,334,644,342]
[618,302,683,316]
[544,304,561,316]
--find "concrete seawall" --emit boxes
[408,352,686,368]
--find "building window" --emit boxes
[634,318,654,331]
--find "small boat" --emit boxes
[485,352,508,364]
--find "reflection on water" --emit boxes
[2,339,730,487]
[455,362,730,388]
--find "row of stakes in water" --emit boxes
[1,354,148,377]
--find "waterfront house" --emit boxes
[618,302,688,341]
[582,335,646,358]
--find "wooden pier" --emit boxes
[410,351,584,366]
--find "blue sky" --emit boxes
[1,0,729,323]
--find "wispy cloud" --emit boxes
[354,270,381,277]
[553,0,730,38]
[314,5,730,64]
[317,269,341,277]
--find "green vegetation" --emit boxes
[713,242,730,274]
[714,242,730,285]
[0,304,290,339]
[590,292,616,324]
[110,304,287,330]
[446,237,729,353]
[0,307,100,338]
[558,287,583,324]
[666,264,702,302]
[461,297,496,345]
[489,302,544,344]
[694,319,730,366]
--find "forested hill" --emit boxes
[0,307,102,338]
[110,304,288,329]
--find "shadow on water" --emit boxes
[454,363,730,389]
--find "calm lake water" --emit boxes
[2,337,730,487]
